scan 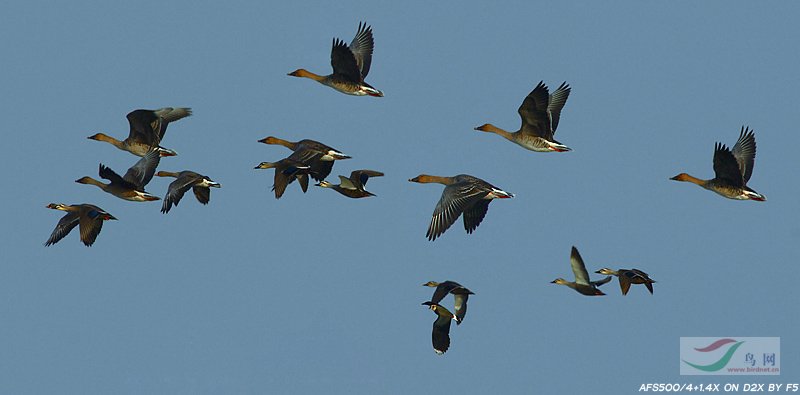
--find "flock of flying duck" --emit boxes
[46,108,221,247]
[44,23,766,355]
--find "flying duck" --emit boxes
[75,149,161,201]
[88,107,191,157]
[422,302,455,355]
[258,136,350,181]
[44,203,116,247]
[423,281,474,325]
[551,246,612,296]
[254,157,313,199]
[596,268,656,295]
[288,22,383,97]
[317,169,383,198]
[475,81,572,152]
[156,170,221,213]
[409,174,513,241]
[670,126,765,201]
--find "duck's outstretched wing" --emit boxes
[45,212,79,246]
[731,126,756,183]
[518,81,551,138]
[427,183,488,241]
[123,149,160,189]
[349,22,374,78]
[547,82,571,134]
[162,173,197,213]
[330,38,361,82]
[712,143,744,187]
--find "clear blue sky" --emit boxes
[1,1,798,393]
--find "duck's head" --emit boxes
[670,173,690,181]
[316,181,334,188]
[595,268,617,276]
[257,136,279,145]
[421,301,438,311]
[254,162,276,170]
[86,133,110,141]
[474,124,498,133]
[550,278,568,285]
[75,177,94,184]
[288,69,326,82]
[322,150,352,160]
[422,281,440,287]
[200,177,221,188]
[46,203,68,211]
[409,174,437,183]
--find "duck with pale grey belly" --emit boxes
[75,149,161,202]
[87,107,191,157]
[670,126,765,201]
[596,268,656,295]
[156,170,221,213]
[288,22,383,97]
[475,81,572,152]
[551,246,612,296]
[409,174,513,241]
[317,169,383,198]
[258,136,351,182]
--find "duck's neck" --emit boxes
[289,69,326,82]
[476,124,515,142]
[76,177,106,188]
[260,136,298,150]
[91,133,125,149]
[414,175,454,185]
[156,171,180,178]
[672,173,707,186]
